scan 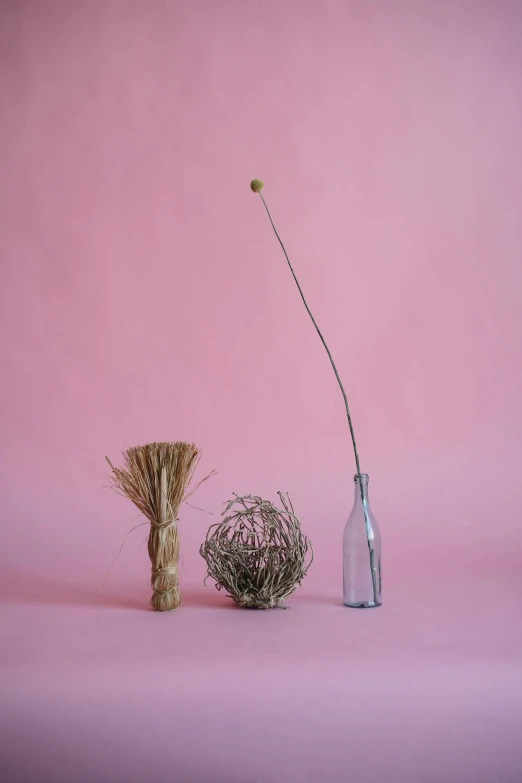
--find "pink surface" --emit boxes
[1,1,522,781]
[2,575,522,783]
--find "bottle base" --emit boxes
[343,601,382,609]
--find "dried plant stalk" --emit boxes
[251,180,379,605]
[200,493,313,609]
[107,442,201,611]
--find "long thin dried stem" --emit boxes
[256,190,378,605]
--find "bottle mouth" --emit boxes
[354,473,369,483]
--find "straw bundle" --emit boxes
[200,493,313,609]
[106,442,201,611]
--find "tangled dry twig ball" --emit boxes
[200,493,313,609]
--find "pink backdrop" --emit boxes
[1,2,522,781]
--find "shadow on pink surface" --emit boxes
[0,573,248,611]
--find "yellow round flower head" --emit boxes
[250,179,264,193]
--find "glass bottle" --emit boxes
[343,473,382,608]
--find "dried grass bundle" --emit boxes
[106,442,203,611]
[200,493,313,609]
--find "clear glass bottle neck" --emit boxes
[353,473,369,506]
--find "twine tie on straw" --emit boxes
[151,566,179,576]
[151,565,179,593]
[150,518,178,530]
